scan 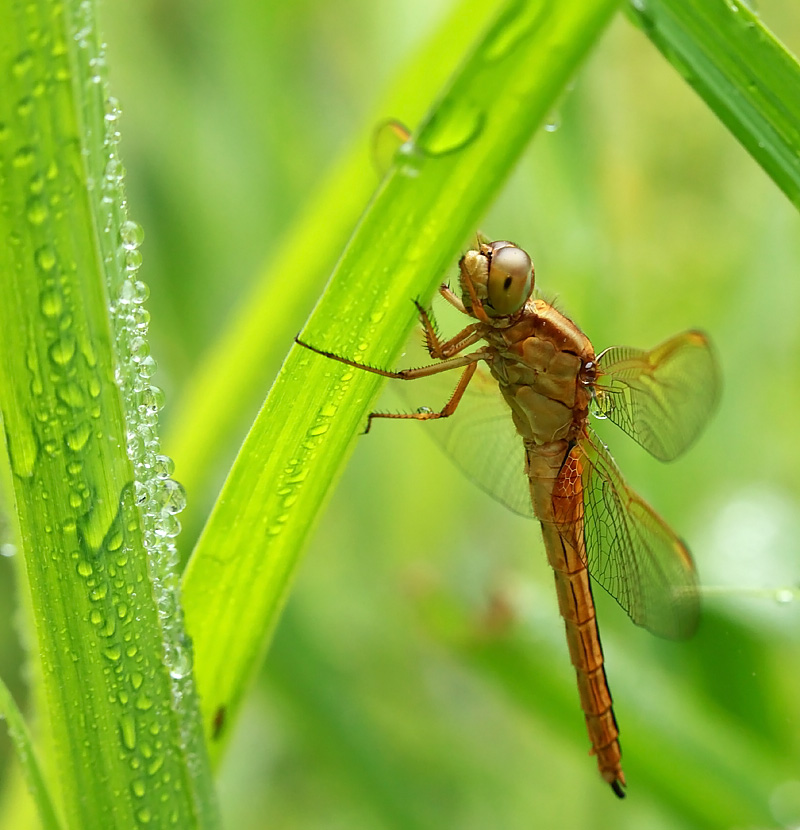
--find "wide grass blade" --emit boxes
[182,0,623,757]
[0,0,218,826]
[166,0,503,547]
[627,0,800,208]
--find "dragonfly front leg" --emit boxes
[413,299,482,359]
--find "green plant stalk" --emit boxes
[167,0,503,549]
[0,675,63,830]
[183,0,623,760]
[0,1,218,826]
[627,0,800,208]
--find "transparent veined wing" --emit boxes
[593,330,720,462]
[387,344,534,517]
[553,432,699,640]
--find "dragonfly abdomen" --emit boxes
[527,441,627,797]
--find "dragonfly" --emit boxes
[296,239,719,797]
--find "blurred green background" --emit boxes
[3,1,800,828]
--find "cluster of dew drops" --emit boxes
[115,224,187,539]
[106,126,191,678]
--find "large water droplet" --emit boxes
[168,645,193,680]
[119,220,143,250]
[417,98,485,158]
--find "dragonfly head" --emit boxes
[459,240,534,320]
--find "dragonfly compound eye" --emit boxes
[486,243,533,317]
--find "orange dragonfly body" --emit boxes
[298,240,719,797]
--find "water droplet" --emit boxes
[77,559,93,577]
[543,112,560,132]
[49,334,76,366]
[106,527,123,551]
[99,617,116,638]
[137,356,157,378]
[154,479,186,515]
[775,588,795,604]
[152,454,174,478]
[131,779,146,798]
[130,306,150,331]
[154,514,181,539]
[26,196,47,225]
[0,544,17,558]
[105,157,123,181]
[39,288,63,318]
[103,644,122,661]
[130,336,149,362]
[484,3,547,62]
[119,713,137,750]
[125,249,143,272]
[56,382,85,409]
[90,584,108,601]
[133,480,147,505]
[131,280,149,304]
[146,756,164,776]
[120,220,144,250]
[65,422,92,452]
[35,245,57,271]
[168,646,193,680]
[135,695,153,711]
[417,98,485,158]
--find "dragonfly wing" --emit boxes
[397,361,534,518]
[594,330,719,462]
[559,432,699,640]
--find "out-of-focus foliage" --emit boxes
[2,1,799,828]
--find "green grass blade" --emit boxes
[627,0,800,208]
[0,1,218,826]
[182,0,623,756]
[167,0,504,548]
[0,676,63,830]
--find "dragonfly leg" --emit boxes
[439,284,467,314]
[366,361,478,433]
[413,299,482,359]
[295,335,488,380]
